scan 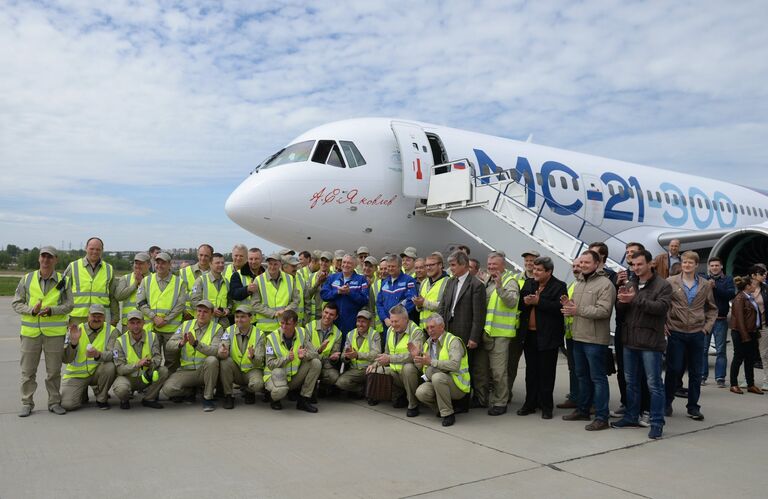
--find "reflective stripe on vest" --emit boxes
[119,330,155,380]
[386,321,421,373]
[346,328,376,369]
[371,279,383,332]
[226,324,260,373]
[422,332,470,393]
[308,271,328,321]
[200,274,229,314]
[63,324,114,379]
[181,266,204,314]
[305,320,341,359]
[255,271,294,331]
[20,271,68,337]
[143,274,184,333]
[485,271,519,338]
[564,282,575,340]
[263,327,306,382]
[293,273,306,324]
[120,274,140,325]
[69,258,112,317]
[179,320,218,371]
[419,275,448,322]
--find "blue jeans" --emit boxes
[565,338,579,402]
[573,341,610,421]
[665,331,705,411]
[702,319,728,381]
[623,348,665,427]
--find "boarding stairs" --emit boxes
[423,159,625,282]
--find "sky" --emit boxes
[1,0,767,253]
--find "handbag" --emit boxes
[365,365,392,401]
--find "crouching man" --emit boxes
[219,305,265,408]
[335,310,381,401]
[113,310,169,409]
[415,314,470,426]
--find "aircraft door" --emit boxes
[391,121,434,198]
[582,174,604,227]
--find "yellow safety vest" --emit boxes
[68,258,113,318]
[20,271,68,337]
[63,324,114,379]
[346,328,377,369]
[385,321,422,373]
[255,271,294,332]
[119,273,142,326]
[142,274,184,333]
[422,332,470,393]
[226,324,261,373]
[224,264,252,310]
[118,330,158,383]
[564,282,576,340]
[293,273,306,325]
[307,271,328,322]
[263,327,307,382]
[370,279,383,332]
[199,273,229,311]
[305,320,341,359]
[419,275,448,322]
[179,319,219,371]
[180,265,205,315]
[298,266,311,286]
[485,271,519,338]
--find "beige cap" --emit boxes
[39,246,58,257]
[356,246,370,255]
[88,304,106,315]
[279,248,295,256]
[320,251,334,261]
[155,252,172,261]
[196,299,214,310]
[401,246,418,258]
[266,253,281,262]
[134,252,150,262]
[312,250,323,259]
[521,250,540,258]
[126,310,144,321]
[234,304,253,315]
[282,255,299,266]
[334,249,346,259]
[364,256,379,265]
[356,309,372,320]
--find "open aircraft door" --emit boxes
[391,121,434,198]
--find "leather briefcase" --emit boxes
[365,365,392,401]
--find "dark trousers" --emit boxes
[522,332,558,413]
[730,330,760,387]
[565,338,579,401]
[614,325,627,406]
[469,346,490,406]
[664,331,705,411]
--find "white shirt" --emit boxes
[451,272,469,317]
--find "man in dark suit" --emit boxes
[517,256,568,419]
[437,251,488,406]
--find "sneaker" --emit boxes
[48,404,66,415]
[610,419,641,429]
[585,419,609,431]
[639,412,651,428]
[701,379,708,386]
[609,405,626,418]
[562,410,591,421]
[648,425,663,439]
[202,399,216,412]
[716,379,727,388]
[762,382,768,391]
[19,405,33,417]
[687,409,704,421]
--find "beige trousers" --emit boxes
[162,357,219,400]
[219,358,264,395]
[113,366,170,401]
[416,372,467,416]
[20,335,65,408]
[390,363,420,409]
[335,368,367,394]
[265,358,321,400]
[60,363,116,410]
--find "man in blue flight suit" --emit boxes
[376,254,418,343]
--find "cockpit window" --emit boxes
[257,140,315,170]
[311,140,347,168]
[340,141,366,168]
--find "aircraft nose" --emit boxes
[225,176,272,228]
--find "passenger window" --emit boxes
[618,185,625,195]
[689,196,695,207]
[548,175,556,188]
[656,192,662,203]
[340,141,367,168]
[704,199,711,209]
[608,184,616,196]
[536,173,543,186]
[572,178,579,191]
[681,196,687,207]
[628,188,634,199]
[637,189,644,200]
[560,176,568,189]
[664,192,670,204]
[740,205,745,214]
[697,198,703,209]
[719,201,725,212]
[672,193,679,205]
[726,204,732,213]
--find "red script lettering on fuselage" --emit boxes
[309,187,398,209]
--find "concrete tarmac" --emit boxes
[0,296,766,498]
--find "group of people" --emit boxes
[12,237,768,439]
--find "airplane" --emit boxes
[225,118,768,276]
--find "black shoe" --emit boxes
[243,392,256,405]
[406,407,420,417]
[541,411,553,420]
[96,401,110,410]
[141,399,163,409]
[516,406,536,416]
[270,400,283,410]
[297,396,318,413]
[223,395,235,410]
[287,390,299,402]
[441,414,455,427]
[120,400,130,410]
[184,393,196,405]
[202,399,216,412]
[470,398,488,409]
[170,396,185,404]
[675,388,688,398]
[488,405,507,416]
[367,398,379,406]
[393,396,408,409]
[455,395,470,414]
[687,409,704,421]
[665,405,673,417]
[262,392,271,403]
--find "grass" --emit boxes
[0,276,20,296]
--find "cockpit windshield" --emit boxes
[254,140,315,171]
